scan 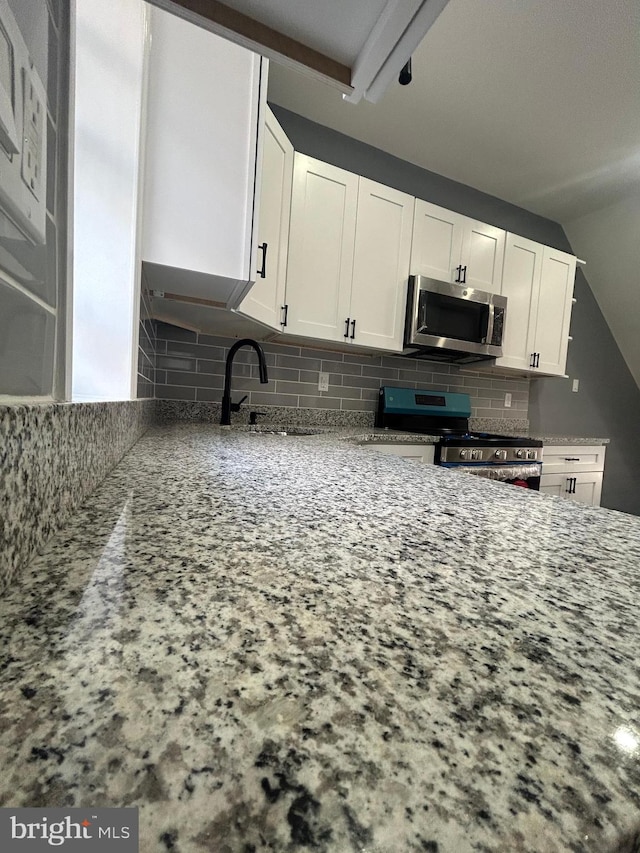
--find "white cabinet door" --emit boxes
[540,472,603,506]
[348,179,414,352]
[237,107,293,330]
[411,200,465,282]
[461,220,505,294]
[141,7,265,307]
[285,155,357,343]
[495,234,543,371]
[532,247,576,376]
[363,443,435,463]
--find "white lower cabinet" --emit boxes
[362,443,435,464]
[539,445,606,507]
[285,155,414,351]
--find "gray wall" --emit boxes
[271,105,640,515]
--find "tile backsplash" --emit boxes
[156,322,529,420]
[137,287,156,399]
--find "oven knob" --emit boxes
[527,449,537,460]
[516,449,525,459]
[494,449,506,460]
[459,449,468,459]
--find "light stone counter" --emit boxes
[0,423,637,852]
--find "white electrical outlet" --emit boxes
[572,379,580,392]
[318,372,329,392]
[504,392,512,408]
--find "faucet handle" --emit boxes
[230,395,248,413]
[249,410,268,425]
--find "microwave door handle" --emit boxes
[484,304,495,346]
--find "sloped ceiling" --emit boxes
[267,0,640,384]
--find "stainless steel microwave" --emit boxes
[403,275,507,364]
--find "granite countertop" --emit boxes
[1,424,637,852]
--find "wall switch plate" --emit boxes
[572,378,580,392]
[504,392,512,408]
[318,372,329,392]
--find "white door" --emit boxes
[460,219,505,294]
[495,233,543,371]
[348,179,414,352]
[237,107,293,329]
[532,247,576,376]
[410,199,465,282]
[285,154,357,343]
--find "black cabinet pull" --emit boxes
[281,304,288,327]
[462,265,467,284]
[344,318,350,338]
[564,457,580,462]
[566,477,577,494]
[455,264,463,283]
[530,353,535,368]
[535,352,540,368]
[566,478,572,494]
[350,319,356,339]
[257,242,268,278]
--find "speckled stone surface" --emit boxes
[1,423,639,852]
[157,401,374,428]
[0,400,155,590]
[529,435,610,446]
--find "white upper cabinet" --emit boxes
[285,155,358,342]
[141,7,266,308]
[534,247,576,375]
[495,236,576,376]
[411,200,505,294]
[237,107,294,330]
[285,157,413,351]
[348,179,414,351]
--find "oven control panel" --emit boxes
[443,446,542,464]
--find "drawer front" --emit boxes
[363,443,435,464]
[541,445,606,474]
[540,472,603,507]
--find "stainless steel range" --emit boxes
[376,387,543,490]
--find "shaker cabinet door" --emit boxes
[237,107,293,330]
[285,155,357,343]
[461,220,505,295]
[348,178,414,352]
[532,247,576,376]
[495,233,543,371]
[410,200,465,282]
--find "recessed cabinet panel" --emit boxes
[462,222,505,294]
[349,179,414,351]
[237,107,293,329]
[285,155,357,342]
[411,200,465,281]
[495,234,543,370]
[540,472,603,506]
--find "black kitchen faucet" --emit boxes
[220,339,269,425]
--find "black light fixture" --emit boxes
[399,57,412,85]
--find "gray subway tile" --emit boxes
[277,354,322,371]
[381,356,414,370]
[155,370,167,385]
[156,384,196,401]
[276,381,318,396]
[321,359,362,376]
[326,384,361,400]
[340,398,376,411]
[399,369,422,382]
[341,374,380,390]
[165,371,224,389]
[262,366,300,382]
[250,391,299,407]
[196,359,226,375]
[196,387,223,402]
[157,355,196,372]
[362,365,399,380]
[156,322,197,343]
[463,376,493,389]
[261,341,302,357]
[297,395,341,409]
[344,353,381,366]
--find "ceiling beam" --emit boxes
[146,0,354,95]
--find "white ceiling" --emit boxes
[267,0,640,384]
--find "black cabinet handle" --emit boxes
[566,477,577,494]
[258,242,268,278]
[530,353,535,368]
[462,265,467,284]
[344,318,350,338]
[350,319,356,339]
[566,478,572,494]
[281,304,288,327]
[564,457,580,462]
[535,353,540,368]
[455,264,463,283]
